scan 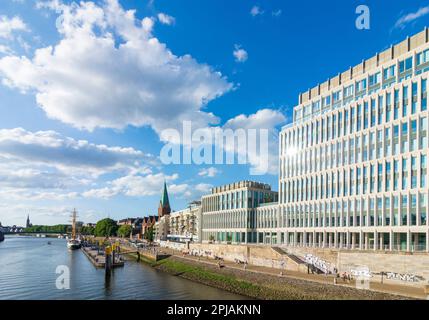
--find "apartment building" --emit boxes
[279,29,429,253]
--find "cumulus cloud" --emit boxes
[198,167,220,178]
[0,0,233,133]
[224,109,286,175]
[0,15,28,39]
[395,6,429,29]
[0,128,152,177]
[233,44,248,63]
[83,172,211,202]
[157,12,175,25]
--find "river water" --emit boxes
[0,236,246,300]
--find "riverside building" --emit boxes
[280,29,429,253]
[200,181,278,244]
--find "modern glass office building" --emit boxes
[279,29,429,252]
[200,181,278,244]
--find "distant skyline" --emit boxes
[1,0,429,225]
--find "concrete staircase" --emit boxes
[272,247,306,265]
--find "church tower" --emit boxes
[158,181,171,217]
[26,214,31,228]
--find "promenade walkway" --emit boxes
[159,247,427,300]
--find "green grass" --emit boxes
[153,258,262,298]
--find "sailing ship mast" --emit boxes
[71,208,77,240]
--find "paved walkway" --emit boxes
[159,247,427,300]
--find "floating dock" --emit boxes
[81,246,124,268]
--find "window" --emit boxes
[417,49,429,65]
[394,89,400,120]
[393,160,399,191]
[403,86,408,117]
[333,91,342,105]
[393,196,399,226]
[393,125,399,156]
[356,79,367,93]
[411,194,417,226]
[378,96,384,125]
[420,193,427,225]
[369,72,381,86]
[384,128,391,157]
[420,117,427,150]
[411,156,417,189]
[399,57,413,73]
[421,155,427,189]
[385,197,391,226]
[401,122,408,154]
[386,92,392,122]
[383,65,396,80]
[344,85,354,99]
[422,79,427,111]
[402,158,408,190]
[401,195,408,226]
[411,120,417,152]
[412,82,418,114]
[385,161,391,191]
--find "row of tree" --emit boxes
[23,218,154,241]
[94,218,154,241]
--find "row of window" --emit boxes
[282,153,427,203]
[279,192,428,229]
[294,49,429,123]
[281,116,428,179]
[202,191,278,212]
[283,78,428,154]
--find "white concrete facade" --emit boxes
[279,29,429,253]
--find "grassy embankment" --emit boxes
[126,253,407,300]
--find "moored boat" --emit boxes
[67,209,81,250]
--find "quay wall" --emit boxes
[188,243,429,287]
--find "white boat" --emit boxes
[67,209,81,250]
[67,239,81,250]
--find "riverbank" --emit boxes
[127,253,408,300]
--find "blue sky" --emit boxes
[0,0,428,226]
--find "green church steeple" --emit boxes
[158,181,171,217]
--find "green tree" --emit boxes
[81,226,95,235]
[118,224,132,238]
[144,226,154,242]
[94,218,118,237]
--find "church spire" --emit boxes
[158,181,171,217]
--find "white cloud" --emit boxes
[0,0,232,134]
[0,128,152,177]
[395,6,429,29]
[250,6,264,17]
[233,44,248,63]
[224,109,286,175]
[198,167,220,178]
[0,45,13,55]
[83,172,210,202]
[0,15,28,39]
[157,13,175,25]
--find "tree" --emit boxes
[81,226,95,236]
[144,226,154,242]
[209,235,215,243]
[94,218,118,237]
[118,225,132,238]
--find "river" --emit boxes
[0,236,246,300]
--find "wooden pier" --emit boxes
[81,246,124,269]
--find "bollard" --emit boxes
[105,246,112,277]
